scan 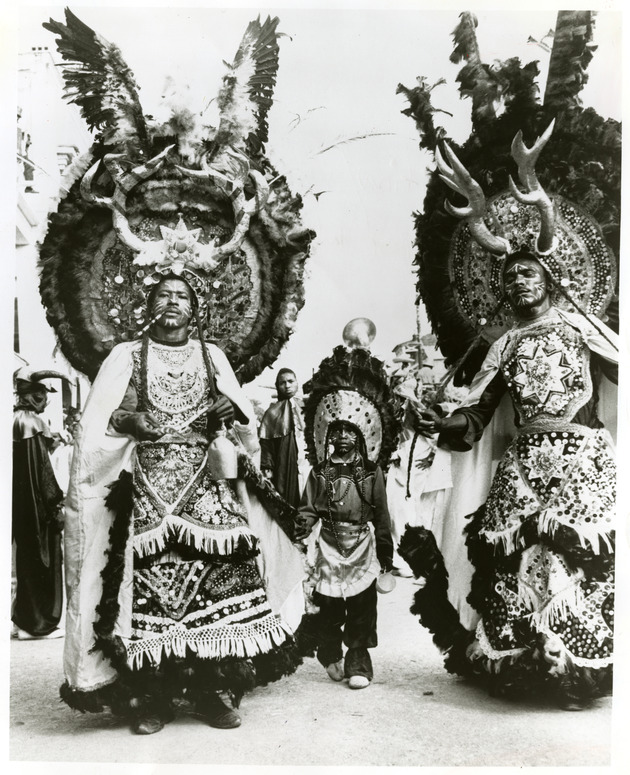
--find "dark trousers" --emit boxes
[313,581,377,678]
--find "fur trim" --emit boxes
[398,525,470,653]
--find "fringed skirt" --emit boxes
[464,426,615,700]
[69,444,303,714]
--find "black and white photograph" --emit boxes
[3,1,628,771]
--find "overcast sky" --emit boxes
[11,2,623,399]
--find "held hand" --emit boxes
[413,407,443,437]
[117,411,164,441]
[207,396,235,433]
[294,516,316,541]
[133,412,164,441]
[52,505,65,533]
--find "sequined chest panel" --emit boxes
[133,341,210,427]
[501,321,591,426]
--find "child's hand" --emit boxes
[294,515,316,541]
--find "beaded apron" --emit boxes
[127,340,290,669]
[473,319,615,667]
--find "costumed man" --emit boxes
[395,11,622,713]
[62,274,305,734]
[409,249,617,710]
[296,318,400,689]
[12,370,67,640]
[259,368,308,509]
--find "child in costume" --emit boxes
[296,420,393,689]
[295,324,398,690]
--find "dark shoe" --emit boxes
[131,715,165,735]
[197,693,242,729]
[557,695,591,712]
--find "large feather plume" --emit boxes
[209,16,281,163]
[43,8,149,155]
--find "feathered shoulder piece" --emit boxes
[302,342,401,469]
[39,9,314,383]
[397,11,619,384]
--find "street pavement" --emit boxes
[8,576,618,768]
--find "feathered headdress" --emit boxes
[39,9,315,382]
[302,321,401,468]
[398,11,620,384]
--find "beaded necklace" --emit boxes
[139,306,219,414]
[323,454,372,558]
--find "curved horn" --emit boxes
[246,169,270,212]
[80,156,146,252]
[509,120,556,254]
[438,143,510,255]
[175,160,232,188]
[114,144,175,196]
[80,148,176,254]
[79,156,122,206]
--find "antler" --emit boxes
[508,119,557,254]
[436,143,510,255]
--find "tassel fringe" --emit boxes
[133,516,256,558]
[127,615,292,670]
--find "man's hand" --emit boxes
[415,451,436,470]
[413,408,467,437]
[207,396,235,433]
[51,505,65,533]
[413,407,443,437]
[119,412,164,441]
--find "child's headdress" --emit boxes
[302,320,401,467]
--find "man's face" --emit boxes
[503,258,549,311]
[29,387,49,414]
[330,424,358,456]
[151,279,193,329]
[277,371,298,400]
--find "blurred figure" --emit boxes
[12,370,66,640]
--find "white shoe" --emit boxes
[325,660,344,682]
[348,675,370,690]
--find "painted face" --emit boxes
[151,278,193,329]
[276,371,297,400]
[330,424,358,455]
[503,259,549,310]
